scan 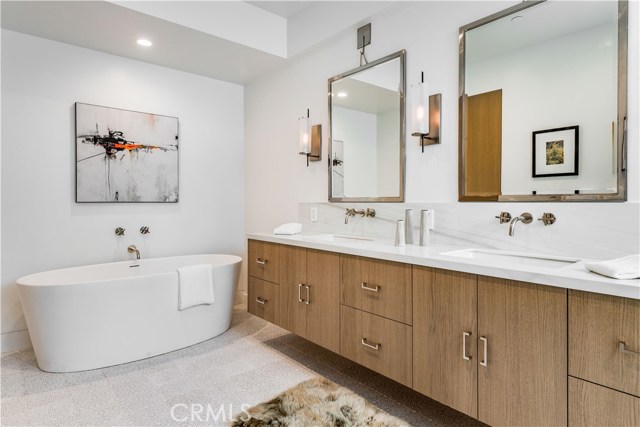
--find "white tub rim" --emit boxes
[17,253,243,287]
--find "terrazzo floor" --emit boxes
[1,309,485,426]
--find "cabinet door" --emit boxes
[248,277,279,324]
[248,240,280,283]
[278,245,307,335]
[341,305,413,387]
[305,249,340,353]
[569,290,640,397]
[413,267,478,418]
[478,277,567,427]
[569,377,640,427]
[341,255,412,324]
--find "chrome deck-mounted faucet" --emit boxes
[128,245,141,267]
[344,208,376,224]
[509,213,533,236]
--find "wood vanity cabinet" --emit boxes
[248,239,639,427]
[340,255,412,324]
[278,245,341,353]
[248,240,283,328]
[248,240,281,284]
[413,268,567,427]
[568,291,640,426]
[413,268,478,418]
[339,255,413,387]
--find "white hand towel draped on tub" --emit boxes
[585,254,640,280]
[177,264,215,310]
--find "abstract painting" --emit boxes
[532,125,578,178]
[75,103,179,202]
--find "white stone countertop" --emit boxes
[247,232,640,300]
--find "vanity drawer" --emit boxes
[248,277,279,324]
[340,305,412,387]
[340,255,412,325]
[569,377,640,426]
[569,290,640,396]
[248,240,281,283]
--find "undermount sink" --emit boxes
[299,234,374,243]
[441,248,580,269]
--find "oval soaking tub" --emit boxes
[17,254,242,372]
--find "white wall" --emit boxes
[1,30,245,351]
[245,1,639,256]
[467,24,617,195]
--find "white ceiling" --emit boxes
[1,0,402,85]
[245,1,316,18]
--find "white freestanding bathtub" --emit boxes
[17,254,242,372]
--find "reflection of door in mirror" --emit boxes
[464,90,502,200]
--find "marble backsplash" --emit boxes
[299,202,640,260]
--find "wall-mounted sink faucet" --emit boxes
[508,213,533,236]
[344,208,376,224]
[127,245,141,267]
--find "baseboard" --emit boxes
[1,329,32,353]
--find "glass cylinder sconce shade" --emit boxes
[411,81,430,135]
[299,116,311,154]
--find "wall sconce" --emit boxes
[411,72,442,153]
[298,108,321,166]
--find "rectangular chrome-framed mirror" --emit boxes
[458,0,628,202]
[328,50,406,202]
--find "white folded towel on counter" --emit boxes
[273,223,302,235]
[177,264,214,310]
[585,254,640,280]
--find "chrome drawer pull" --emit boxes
[256,258,267,265]
[304,285,311,305]
[480,336,488,367]
[463,332,472,361]
[361,282,380,292]
[620,342,640,356]
[298,283,305,302]
[361,338,380,350]
[256,297,267,305]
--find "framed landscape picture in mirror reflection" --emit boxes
[75,103,179,203]
[532,126,579,178]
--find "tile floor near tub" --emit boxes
[1,309,484,427]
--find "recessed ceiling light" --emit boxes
[511,15,523,22]
[137,39,153,47]
[337,92,348,97]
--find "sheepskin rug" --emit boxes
[231,377,411,427]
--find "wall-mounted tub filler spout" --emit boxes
[508,213,533,236]
[127,245,141,267]
[344,208,376,224]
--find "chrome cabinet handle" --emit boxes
[304,285,311,305]
[256,258,267,265]
[361,338,380,350]
[361,282,380,292]
[480,336,488,367]
[463,332,472,361]
[620,341,640,356]
[256,297,267,305]
[298,283,304,302]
